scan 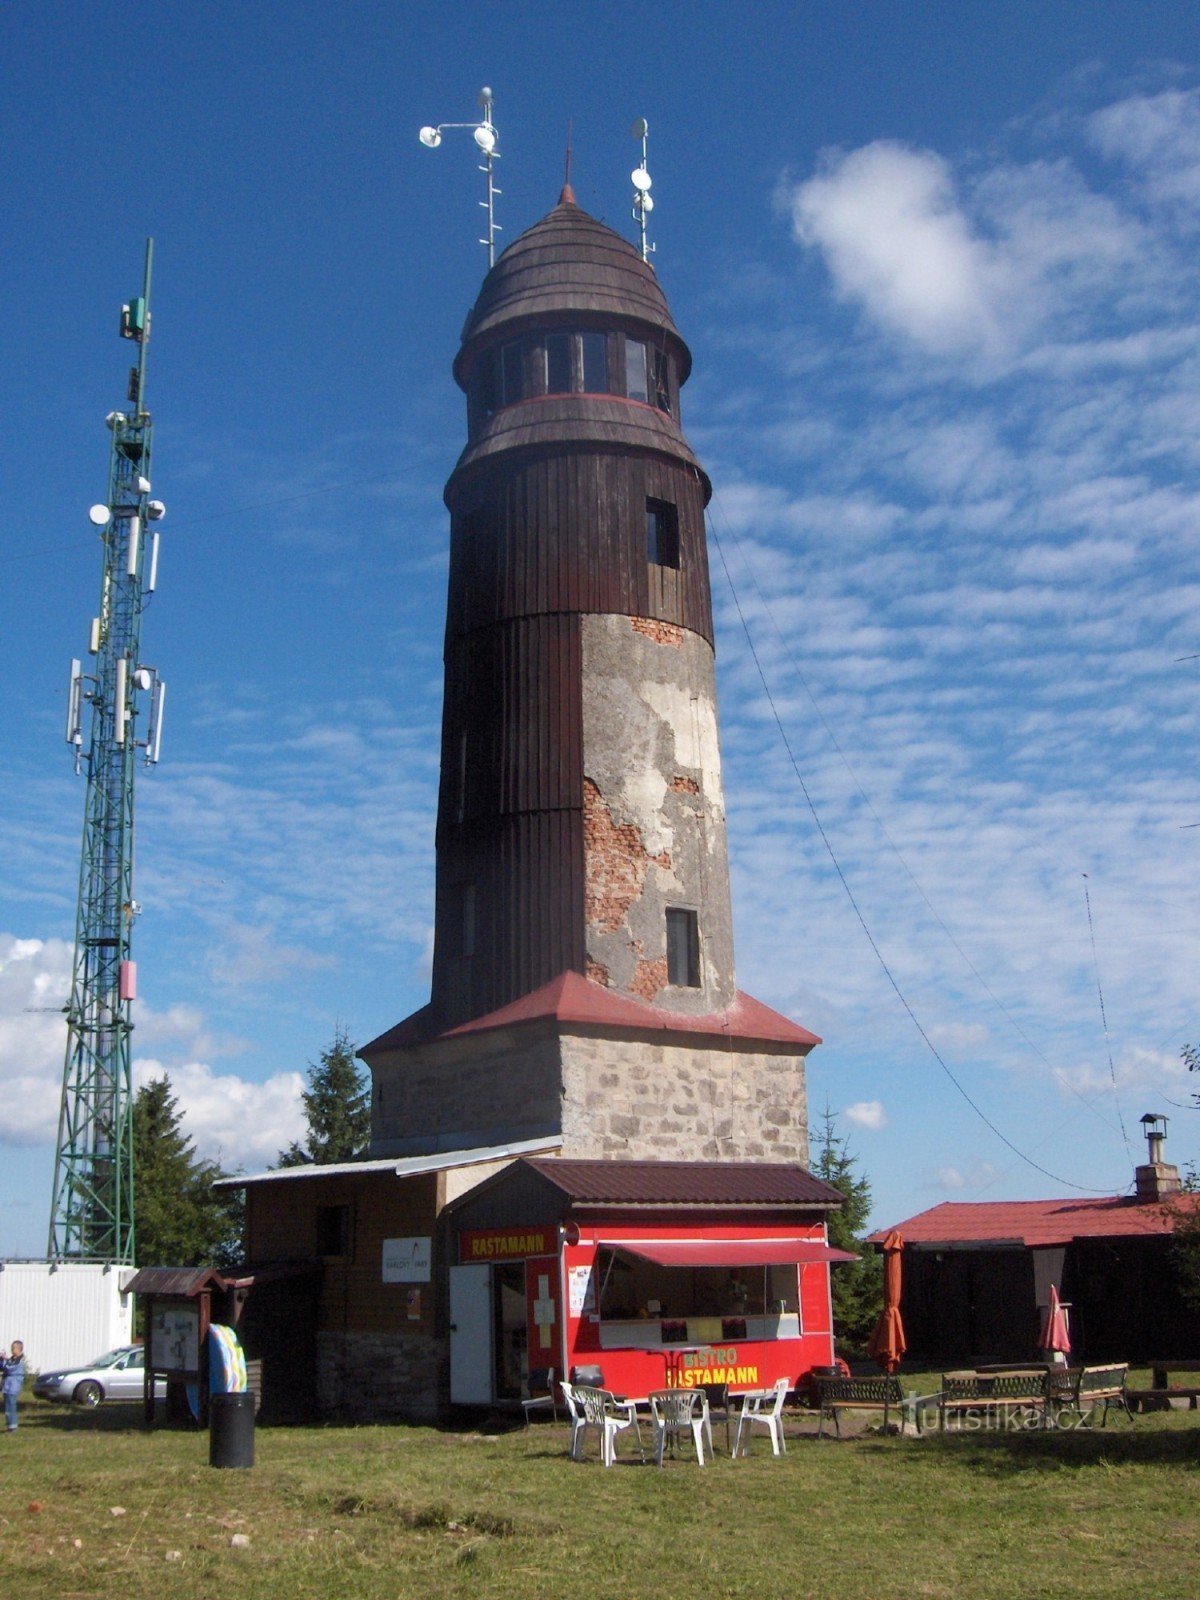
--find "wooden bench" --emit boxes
[1125,1387,1200,1413]
[1128,1359,1200,1412]
[1055,1362,1130,1426]
[939,1370,1050,1431]
[816,1375,904,1438]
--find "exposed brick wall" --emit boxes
[631,616,684,647]
[629,951,669,1001]
[583,777,670,935]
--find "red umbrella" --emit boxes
[867,1229,907,1374]
[1037,1284,1071,1358]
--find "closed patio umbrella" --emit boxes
[1037,1284,1071,1360]
[867,1229,907,1374]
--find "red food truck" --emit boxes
[446,1157,850,1407]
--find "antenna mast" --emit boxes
[418,87,502,266]
[49,239,167,1264]
[631,117,655,262]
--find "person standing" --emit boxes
[2,1340,26,1432]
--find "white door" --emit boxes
[449,1264,493,1405]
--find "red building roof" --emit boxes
[361,969,820,1058]
[870,1193,1200,1250]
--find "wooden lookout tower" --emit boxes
[364,189,820,1166]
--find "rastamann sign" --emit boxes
[459,1227,556,1262]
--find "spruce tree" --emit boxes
[813,1104,884,1356]
[277,1026,370,1167]
[132,1075,243,1268]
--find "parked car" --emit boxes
[33,1344,166,1407]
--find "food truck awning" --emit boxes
[604,1239,858,1268]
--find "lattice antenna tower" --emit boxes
[49,239,167,1263]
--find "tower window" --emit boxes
[646,498,680,569]
[666,908,700,987]
[625,338,649,403]
[650,346,671,413]
[545,332,572,394]
[580,331,607,392]
[501,342,525,405]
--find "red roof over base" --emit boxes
[361,969,821,1058]
[870,1193,1200,1250]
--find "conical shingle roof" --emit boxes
[453,195,692,386]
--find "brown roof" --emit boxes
[521,1156,844,1211]
[123,1266,230,1298]
[361,969,821,1059]
[453,198,692,385]
[869,1192,1200,1249]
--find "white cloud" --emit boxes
[133,1059,306,1173]
[843,1099,887,1130]
[786,142,1004,357]
[0,936,71,1145]
[0,932,305,1170]
[1087,88,1200,208]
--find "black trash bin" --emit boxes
[209,1391,255,1469]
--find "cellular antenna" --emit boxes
[631,116,655,262]
[418,86,502,266]
[49,238,168,1265]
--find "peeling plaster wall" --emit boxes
[581,613,735,1014]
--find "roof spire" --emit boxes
[560,118,576,205]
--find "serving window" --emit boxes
[592,1244,810,1352]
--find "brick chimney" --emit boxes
[1135,1112,1181,1201]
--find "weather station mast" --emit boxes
[48,240,167,1264]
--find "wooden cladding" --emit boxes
[432,807,586,1024]
[445,450,713,646]
[438,614,582,824]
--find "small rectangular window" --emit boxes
[317,1204,350,1258]
[666,907,700,987]
[646,498,680,569]
[545,333,572,394]
[581,331,607,392]
[625,338,648,402]
[501,341,524,405]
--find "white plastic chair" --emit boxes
[732,1378,789,1458]
[572,1385,643,1466]
[560,1382,585,1459]
[649,1388,708,1467]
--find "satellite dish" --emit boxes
[631,167,652,193]
[641,193,654,213]
[632,117,649,140]
[474,124,496,154]
[418,126,442,148]
[88,505,110,526]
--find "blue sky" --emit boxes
[4,1,1200,1257]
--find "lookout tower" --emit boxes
[364,191,819,1163]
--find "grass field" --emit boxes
[1,1385,1198,1600]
